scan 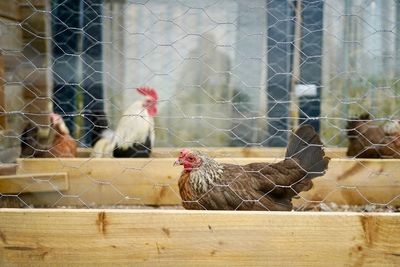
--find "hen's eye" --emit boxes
[188,156,194,161]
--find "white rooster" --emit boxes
[91,87,158,158]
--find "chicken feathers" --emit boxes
[91,87,158,158]
[346,113,400,158]
[176,125,330,211]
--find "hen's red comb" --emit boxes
[180,148,191,156]
[137,86,158,101]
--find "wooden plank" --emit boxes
[0,18,23,50]
[0,164,18,176]
[0,1,20,21]
[19,0,47,8]
[20,6,48,54]
[0,209,399,266]
[0,53,5,129]
[22,69,49,98]
[15,158,400,207]
[17,158,178,207]
[18,0,51,127]
[0,172,68,194]
[78,147,348,158]
[77,147,91,157]
[19,0,50,54]
[21,95,50,125]
[294,159,400,207]
[20,7,47,32]
[154,147,349,158]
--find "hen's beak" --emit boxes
[173,159,182,166]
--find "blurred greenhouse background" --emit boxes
[102,0,400,147]
[1,0,400,158]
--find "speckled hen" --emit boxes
[175,125,330,211]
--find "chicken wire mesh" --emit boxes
[0,0,399,212]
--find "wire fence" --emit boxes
[0,0,399,211]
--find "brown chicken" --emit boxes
[346,113,400,158]
[20,113,77,158]
[48,113,77,157]
[175,125,330,211]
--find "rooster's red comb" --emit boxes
[137,86,158,101]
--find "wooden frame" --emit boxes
[0,52,5,130]
[78,147,348,158]
[0,164,18,176]
[0,1,19,22]
[19,0,51,126]
[0,209,399,266]
[0,172,68,194]
[13,158,400,207]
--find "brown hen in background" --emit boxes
[346,113,400,158]
[20,113,77,158]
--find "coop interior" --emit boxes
[0,0,399,265]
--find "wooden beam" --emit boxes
[0,164,17,176]
[78,147,348,158]
[20,4,48,52]
[77,147,90,157]
[0,53,5,129]
[17,158,177,207]
[295,158,400,207]
[16,158,400,207]
[0,209,399,266]
[0,172,68,194]
[19,0,51,126]
[19,0,47,8]
[0,1,20,22]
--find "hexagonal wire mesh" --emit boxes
[0,0,399,212]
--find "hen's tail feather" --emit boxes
[285,125,330,179]
[91,138,115,158]
[101,129,115,140]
